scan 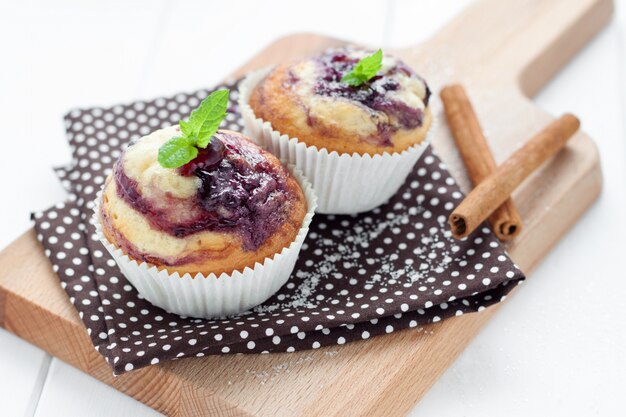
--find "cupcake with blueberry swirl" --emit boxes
[239,48,433,214]
[95,90,316,319]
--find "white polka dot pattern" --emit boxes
[32,79,525,375]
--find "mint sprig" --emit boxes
[158,136,198,169]
[158,89,229,168]
[341,49,383,87]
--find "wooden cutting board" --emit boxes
[0,0,611,415]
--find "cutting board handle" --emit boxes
[406,0,613,95]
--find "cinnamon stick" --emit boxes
[449,114,580,239]
[441,84,523,240]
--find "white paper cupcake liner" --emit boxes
[238,67,434,214]
[92,166,317,319]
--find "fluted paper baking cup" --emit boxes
[92,166,317,319]
[238,67,434,214]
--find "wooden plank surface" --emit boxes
[0,0,612,416]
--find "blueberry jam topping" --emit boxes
[194,138,291,249]
[310,51,429,145]
[115,133,295,251]
[178,137,225,177]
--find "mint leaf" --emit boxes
[341,72,366,87]
[188,89,229,148]
[158,136,198,168]
[179,119,193,137]
[341,49,383,87]
[158,88,230,169]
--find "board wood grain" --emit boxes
[0,0,611,415]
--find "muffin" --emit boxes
[95,126,316,318]
[239,47,433,214]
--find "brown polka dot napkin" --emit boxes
[32,79,525,375]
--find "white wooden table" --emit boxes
[1,1,625,415]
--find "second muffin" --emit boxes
[239,47,433,213]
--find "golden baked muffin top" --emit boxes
[99,126,307,275]
[249,48,432,155]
